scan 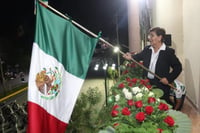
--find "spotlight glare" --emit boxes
[103,63,108,70]
[111,64,116,70]
[114,47,119,53]
[94,64,99,71]
[94,67,98,71]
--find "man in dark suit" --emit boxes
[123,27,182,105]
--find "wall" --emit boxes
[151,0,183,63]
[151,0,200,111]
[182,0,200,110]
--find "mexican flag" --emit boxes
[34,0,48,14]
[27,1,98,133]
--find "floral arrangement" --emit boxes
[65,60,191,133]
[108,86,177,133]
[100,61,179,133]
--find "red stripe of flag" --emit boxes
[27,102,68,133]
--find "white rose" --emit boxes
[115,94,120,101]
[131,87,141,94]
[148,92,154,97]
[141,87,149,92]
[136,93,143,99]
[124,92,132,100]
[122,88,129,93]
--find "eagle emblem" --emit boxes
[35,67,62,99]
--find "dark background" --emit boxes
[0,0,129,73]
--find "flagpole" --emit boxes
[38,0,176,90]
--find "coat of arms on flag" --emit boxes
[35,67,62,99]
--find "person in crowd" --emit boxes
[123,27,182,105]
[170,80,186,111]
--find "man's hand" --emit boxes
[123,52,132,60]
[160,77,169,85]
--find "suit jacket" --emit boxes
[133,45,182,84]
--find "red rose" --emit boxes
[113,123,119,127]
[131,62,136,67]
[158,103,169,111]
[135,112,145,122]
[118,83,125,89]
[122,70,128,74]
[145,106,154,115]
[112,104,119,110]
[131,78,137,84]
[121,107,131,116]
[157,128,163,133]
[127,63,131,67]
[144,79,149,83]
[140,79,150,86]
[128,82,133,87]
[127,100,135,106]
[140,79,146,85]
[148,97,156,104]
[135,100,143,108]
[164,115,175,127]
[145,84,152,89]
[126,77,131,82]
[111,110,119,117]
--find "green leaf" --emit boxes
[151,88,164,98]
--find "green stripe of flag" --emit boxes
[35,3,98,79]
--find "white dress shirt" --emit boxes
[147,43,166,79]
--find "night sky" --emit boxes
[50,0,128,42]
[0,0,128,70]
